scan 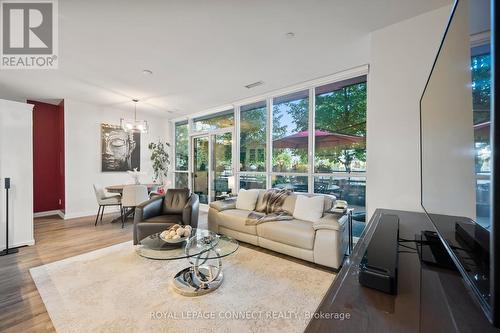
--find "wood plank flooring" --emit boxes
[0,211,332,333]
[0,212,132,333]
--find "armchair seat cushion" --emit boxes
[257,219,315,250]
[144,214,183,224]
[100,196,121,205]
[218,209,257,235]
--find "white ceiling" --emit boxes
[0,0,450,118]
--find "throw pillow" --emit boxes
[235,189,260,211]
[293,195,325,222]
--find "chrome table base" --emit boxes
[172,246,223,296]
[172,265,223,296]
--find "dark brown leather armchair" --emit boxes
[133,188,199,244]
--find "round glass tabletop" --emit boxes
[136,228,238,260]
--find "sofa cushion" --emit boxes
[218,209,257,235]
[293,195,324,223]
[257,219,315,250]
[281,193,335,216]
[163,188,190,214]
[282,194,297,214]
[235,189,260,211]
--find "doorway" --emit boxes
[191,130,233,205]
[30,100,65,216]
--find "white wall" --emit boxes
[366,6,452,218]
[64,99,170,219]
[0,99,34,248]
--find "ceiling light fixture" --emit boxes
[285,32,295,38]
[121,99,149,133]
[244,81,264,89]
[142,69,153,75]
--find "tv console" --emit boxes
[305,209,500,333]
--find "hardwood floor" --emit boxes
[0,212,133,333]
[0,210,332,333]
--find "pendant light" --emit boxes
[120,99,149,133]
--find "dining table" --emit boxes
[105,183,159,223]
[106,183,158,194]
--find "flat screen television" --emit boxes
[420,0,497,326]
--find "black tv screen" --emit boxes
[420,0,496,325]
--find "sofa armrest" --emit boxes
[312,213,343,231]
[209,198,236,212]
[135,195,164,221]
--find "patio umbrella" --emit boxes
[273,130,364,149]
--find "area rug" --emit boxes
[30,241,335,333]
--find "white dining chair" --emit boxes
[93,184,122,226]
[121,185,149,228]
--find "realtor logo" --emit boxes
[0,0,58,69]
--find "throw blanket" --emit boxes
[245,188,293,226]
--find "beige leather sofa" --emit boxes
[208,190,348,270]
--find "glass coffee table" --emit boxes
[136,228,239,296]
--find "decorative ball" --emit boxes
[176,228,184,236]
[183,229,190,237]
[172,234,180,240]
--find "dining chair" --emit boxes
[93,184,122,226]
[121,185,149,228]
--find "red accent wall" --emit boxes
[31,100,65,213]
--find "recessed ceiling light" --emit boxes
[285,32,295,38]
[142,69,153,75]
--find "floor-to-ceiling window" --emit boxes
[313,76,367,216]
[239,101,267,190]
[271,90,310,192]
[174,121,189,188]
[173,68,368,210]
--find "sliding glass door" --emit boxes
[192,136,209,204]
[212,132,233,202]
[191,130,233,205]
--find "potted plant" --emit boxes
[148,140,170,185]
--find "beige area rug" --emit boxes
[30,241,335,333]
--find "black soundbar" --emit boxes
[359,214,399,294]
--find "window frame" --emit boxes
[170,65,369,211]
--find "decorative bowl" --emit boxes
[159,231,188,243]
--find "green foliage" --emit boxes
[148,140,171,182]
[287,99,309,133]
[240,107,267,171]
[175,124,188,170]
[272,107,288,140]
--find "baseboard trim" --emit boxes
[63,207,121,220]
[34,210,64,219]
[0,238,35,250]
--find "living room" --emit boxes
[0,0,496,332]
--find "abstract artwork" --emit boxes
[101,124,140,172]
